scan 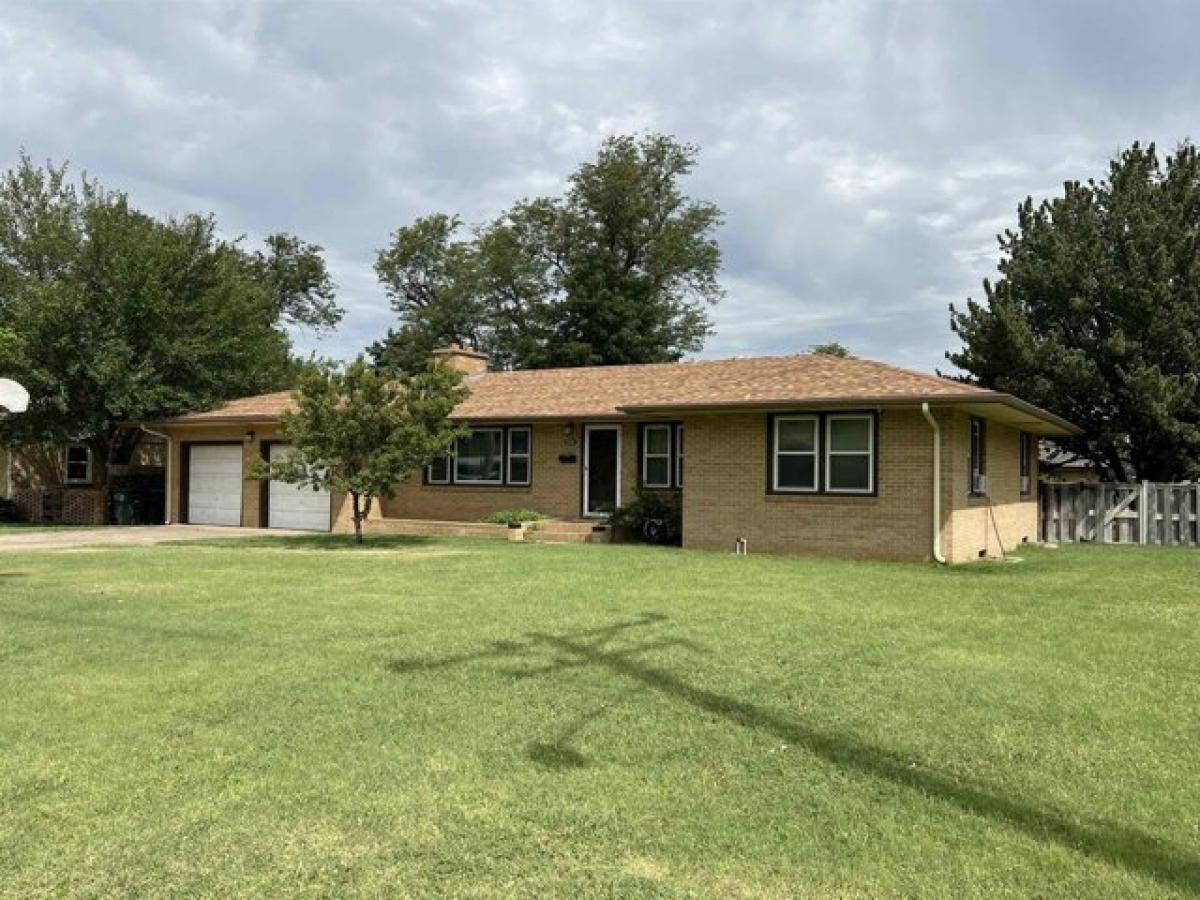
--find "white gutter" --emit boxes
[140,425,173,524]
[921,403,947,565]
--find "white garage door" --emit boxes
[187,444,242,526]
[268,444,331,531]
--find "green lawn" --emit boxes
[1,537,1197,897]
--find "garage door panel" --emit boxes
[187,445,242,526]
[268,444,331,531]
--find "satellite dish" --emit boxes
[0,378,29,413]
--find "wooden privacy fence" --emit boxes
[1040,481,1200,546]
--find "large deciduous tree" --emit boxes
[0,152,343,483]
[371,214,486,374]
[370,133,723,372]
[254,358,466,543]
[949,141,1200,481]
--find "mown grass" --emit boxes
[0,537,1197,897]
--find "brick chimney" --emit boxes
[431,344,489,376]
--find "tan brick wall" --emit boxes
[681,408,952,560]
[383,421,638,521]
[945,412,1038,562]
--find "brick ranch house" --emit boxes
[147,347,1079,563]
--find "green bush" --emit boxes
[480,509,552,526]
[610,489,682,546]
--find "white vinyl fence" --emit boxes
[1040,481,1200,546]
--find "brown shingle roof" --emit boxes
[160,390,297,423]
[456,354,996,418]
[160,355,997,423]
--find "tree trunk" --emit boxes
[351,493,374,544]
[351,492,364,544]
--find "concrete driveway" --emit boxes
[0,524,309,551]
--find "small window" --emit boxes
[675,424,684,488]
[642,424,673,488]
[454,429,504,484]
[773,416,818,492]
[1019,432,1032,495]
[65,444,92,484]
[507,427,531,485]
[825,415,873,493]
[969,417,987,495]
[427,455,450,485]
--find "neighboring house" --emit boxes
[149,347,1079,563]
[5,434,166,525]
[1040,446,1104,483]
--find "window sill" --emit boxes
[766,491,878,501]
[422,484,532,492]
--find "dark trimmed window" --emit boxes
[507,427,531,485]
[1019,431,1032,495]
[675,424,683,487]
[969,417,987,495]
[772,416,819,492]
[639,423,683,489]
[65,443,92,484]
[825,414,874,493]
[769,412,877,495]
[427,455,450,485]
[425,426,532,486]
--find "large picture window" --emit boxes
[426,425,532,487]
[772,416,819,492]
[454,429,504,484]
[769,412,877,495]
[825,414,873,493]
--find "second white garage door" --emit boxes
[268,444,331,531]
[187,444,243,526]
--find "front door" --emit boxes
[583,425,621,517]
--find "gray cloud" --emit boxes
[2,0,1196,372]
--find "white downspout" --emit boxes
[140,425,172,524]
[3,444,11,500]
[921,403,947,564]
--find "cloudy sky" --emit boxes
[2,1,1196,372]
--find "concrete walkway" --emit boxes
[0,524,307,552]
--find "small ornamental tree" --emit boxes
[256,357,466,543]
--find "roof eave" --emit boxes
[615,393,998,415]
[147,414,286,426]
[616,392,1083,436]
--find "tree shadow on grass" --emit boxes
[177,534,445,552]
[385,613,1200,894]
